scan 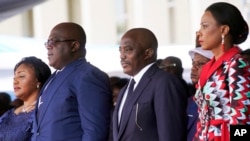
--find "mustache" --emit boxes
[120,60,130,64]
[190,73,198,78]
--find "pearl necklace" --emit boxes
[22,101,37,113]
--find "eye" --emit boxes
[120,46,133,54]
[125,47,132,52]
[192,61,207,68]
[201,23,209,29]
[19,75,25,78]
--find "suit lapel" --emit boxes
[36,69,69,127]
[34,72,56,126]
[36,59,83,128]
[113,86,127,140]
[118,64,157,138]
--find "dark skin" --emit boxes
[45,22,85,70]
[190,53,210,85]
[119,28,157,76]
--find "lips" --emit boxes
[13,87,20,92]
[191,73,198,79]
[47,52,53,60]
[120,61,130,68]
[47,52,53,57]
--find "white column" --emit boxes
[32,0,69,39]
[80,0,117,45]
[126,0,169,45]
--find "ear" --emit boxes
[221,25,229,35]
[71,41,80,52]
[36,82,41,89]
[144,48,153,59]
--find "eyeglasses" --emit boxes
[44,39,75,47]
[192,61,207,69]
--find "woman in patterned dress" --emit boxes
[194,2,250,141]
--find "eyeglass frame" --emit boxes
[192,61,208,69]
[44,39,76,47]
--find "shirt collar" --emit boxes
[131,62,155,88]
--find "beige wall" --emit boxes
[0,0,249,46]
[126,0,169,45]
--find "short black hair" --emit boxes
[14,56,51,88]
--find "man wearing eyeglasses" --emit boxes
[32,22,112,141]
[187,47,213,141]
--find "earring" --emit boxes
[221,35,225,52]
[37,84,40,89]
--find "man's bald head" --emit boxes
[46,22,87,69]
[52,22,86,51]
[122,28,158,60]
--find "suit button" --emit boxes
[37,132,40,136]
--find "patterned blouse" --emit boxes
[193,47,250,141]
[0,108,34,141]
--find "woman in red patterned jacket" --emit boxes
[194,2,250,141]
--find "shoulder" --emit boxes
[227,54,250,70]
[0,109,13,124]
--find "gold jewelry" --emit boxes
[37,84,40,89]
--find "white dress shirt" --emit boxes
[118,63,154,124]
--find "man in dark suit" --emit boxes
[32,22,112,141]
[113,28,188,141]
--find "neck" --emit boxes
[23,101,37,106]
[22,101,37,113]
[22,92,38,113]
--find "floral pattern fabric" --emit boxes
[0,108,34,141]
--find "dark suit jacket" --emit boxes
[187,96,198,141]
[113,64,188,141]
[32,58,112,141]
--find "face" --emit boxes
[119,35,148,76]
[13,64,39,101]
[45,25,75,70]
[198,11,223,50]
[190,53,210,84]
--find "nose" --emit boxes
[120,52,125,59]
[13,77,18,85]
[119,48,125,59]
[191,64,199,72]
[196,30,202,37]
[44,41,53,49]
